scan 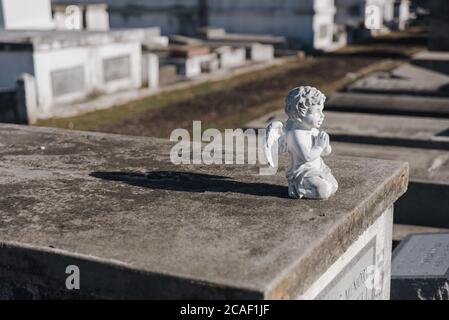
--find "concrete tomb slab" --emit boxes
[391,233,449,300]
[326,92,449,118]
[0,29,161,52]
[247,43,274,63]
[215,46,247,69]
[327,143,449,229]
[197,53,220,73]
[346,64,449,97]
[393,225,449,242]
[160,46,217,78]
[197,27,227,39]
[247,109,449,150]
[197,27,287,47]
[170,45,210,59]
[160,56,202,78]
[194,40,274,63]
[168,35,203,46]
[412,51,449,76]
[0,124,408,299]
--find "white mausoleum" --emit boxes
[53,0,338,50]
[207,0,337,50]
[0,30,148,116]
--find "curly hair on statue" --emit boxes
[285,86,326,120]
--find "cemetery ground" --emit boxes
[35,28,427,138]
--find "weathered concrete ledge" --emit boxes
[0,124,408,299]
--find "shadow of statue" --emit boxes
[90,170,289,199]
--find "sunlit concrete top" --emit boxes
[0,28,161,51]
[0,124,408,299]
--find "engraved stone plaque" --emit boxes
[391,233,449,300]
[316,238,376,300]
[51,66,86,97]
[103,55,131,83]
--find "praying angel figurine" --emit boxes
[264,86,338,199]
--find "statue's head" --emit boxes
[285,86,326,129]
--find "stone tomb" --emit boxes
[170,45,210,59]
[161,45,219,78]
[197,27,287,48]
[0,124,408,299]
[329,143,449,230]
[215,46,247,69]
[412,51,449,76]
[158,65,178,86]
[346,64,449,97]
[0,29,165,122]
[326,92,449,118]
[198,54,220,74]
[391,233,449,300]
[247,43,275,63]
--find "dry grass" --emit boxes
[35,58,317,131]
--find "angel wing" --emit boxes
[264,120,287,167]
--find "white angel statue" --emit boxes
[264,86,338,199]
